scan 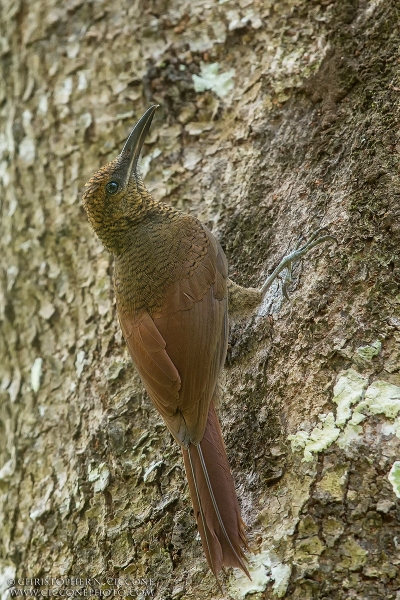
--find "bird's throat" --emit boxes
[112,206,182,316]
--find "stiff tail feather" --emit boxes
[182,403,250,578]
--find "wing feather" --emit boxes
[118,225,228,446]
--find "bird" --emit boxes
[82,105,334,580]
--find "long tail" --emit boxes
[182,403,250,578]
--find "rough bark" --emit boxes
[1,1,399,599]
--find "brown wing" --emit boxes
[118,225,228,446]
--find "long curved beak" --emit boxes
[121,105,158,182]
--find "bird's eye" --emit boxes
[106,181,119,194]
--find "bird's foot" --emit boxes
[260,227,337,299]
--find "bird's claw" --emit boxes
[289,229,337,263]
[260,227,337,298]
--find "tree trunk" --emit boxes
[1,1,399,598]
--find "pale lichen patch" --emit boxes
[332,368,368,426]
[355,339,382,362]
[88,463,111,493]
[270,561,292,598]
[290,371,400,458]
[192,63,235,98]
[31,357,43,393]
[336,420,364,450]
[54,77,73,105]
[75,350,87,378]
[363,380,400,418]
[39,301,55,320]
[229,550,271,597]
[288,413,340,462]
[19,137,36,165]
[0,454,15,482]
[381,417,400,438]
[229,550,291,599]
[388,461,400,498]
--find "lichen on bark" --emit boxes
[1,0,400,599]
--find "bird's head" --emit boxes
[82,105,158,254]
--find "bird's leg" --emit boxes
[228,227,336,318]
